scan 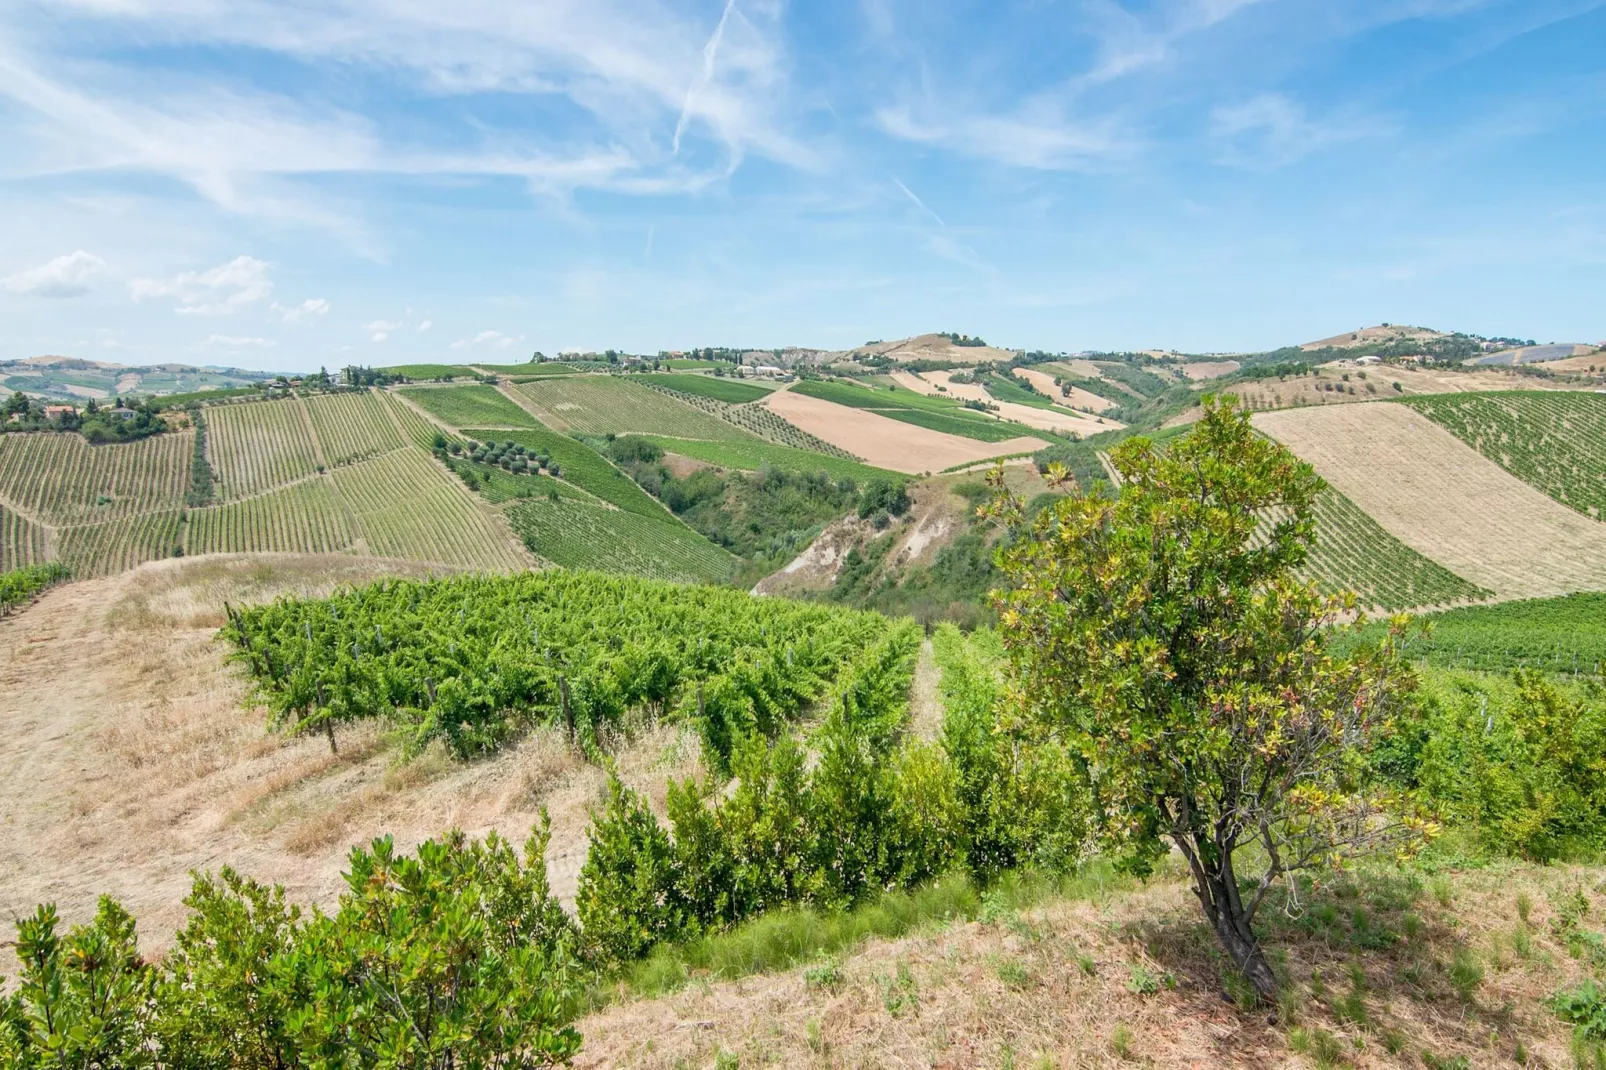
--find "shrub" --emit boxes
[576,779,684,963]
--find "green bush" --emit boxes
[2,824,584,1069]
[576,780,684,963]
[1377,668,1606,860]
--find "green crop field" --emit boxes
[381,391,448,449]
[792,379,1035,442]
[1346,592,1606,675]
[637,380,860,458]
[640,373,773,404]
[505,496,735,583]
[1402,391,1606,520]
[1299,488,1491,611]
[186,477,354,557]
[0,504,51,571]
[513,376,744,439]
[208,400,320,500]
[303,391,406,466]
[464,428,669,519]
[624,434,899,483]
[57,511,183,578]
[379,364,484,381]
[398,385,537,429]
[0,429,191,525]
[331,449,528,571]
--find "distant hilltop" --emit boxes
[1,355,275,403]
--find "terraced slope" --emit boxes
[513,376,743,439]
[332,449,530,571]
[208,400,320,499]
[0,430,191,525]
[1253,402,1606,600]
[1402,392,1606,521]
[1301,488,1490,611]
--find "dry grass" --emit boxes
[1222,363,1581,414]
[575,860,1606,1069]
[1254,402,1606,600]
[0,553,704,965]
[889,370,1120,436]
[1010,367,1120,413]
[762,389,1045,475]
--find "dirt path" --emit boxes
[0,554,698,959]
[908,639,943,740]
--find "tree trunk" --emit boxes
[1175,832,1280,1003]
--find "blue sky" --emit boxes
[1,0,1602,373]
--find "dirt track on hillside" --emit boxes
[0,555,699,957]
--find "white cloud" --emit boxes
[416,319,432,333]
[451,329,521,350]
[0,249,106,297]
[204,334,275,348]
[130,255,273,315]
[877,104,1131,171]
[274,297,331,323]
[1210,94,1386,167]
[364,319,400,343]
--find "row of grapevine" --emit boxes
[504,496,735,583]
[0,430,190,525]
[396,385,536,429]
[0,504,51,571]
[0,561,69,614]
[1299,488,1491,611]
[56,511,183,578]
[207,399,320,500]
[635,380,860,459]
[380,390,449,449]
[186,477,354,556]
[513,377,743,439]
[1403,392,1606,521]
[222,570,901,759]
[302,391,405,465]
[331,449,529,572]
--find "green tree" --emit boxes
[987,397,1422,1000]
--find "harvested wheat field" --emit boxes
[1228,364,1576,414]
[0,554,702,959]
[895,370,1119,436]
[1253,402,1606,600]
[576,860,1606,1069]
[1009,366,1119,412]
[1181,359,1240,380]
[763,388,1045,474]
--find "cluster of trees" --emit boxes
[601,437,909,565]
[438,435,558,479]
[339,365,403,387]
[1,826,584,1068]
[940,332,988,347]
[2,391,167,444]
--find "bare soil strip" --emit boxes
[891,370,1120,436]
[1253,402,1606,600]
[762,390,1045,475]
[1010,366,1119,412]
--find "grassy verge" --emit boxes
[601,861,1134,1004]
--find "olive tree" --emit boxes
[986,398,1425,1000]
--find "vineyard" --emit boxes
[513,376,743,439]
[636,380,861,459]
[639,373,773,404]
[331,449,529,571]
[221,570,896,759]
[1299,488,1491,611]
[382,390,451,449]
[623,433,896,484]
[0,505,50,571]
[186,477,353,556]
[56,510,183,578]
[1348,592,1606,675]
[207,400,320,500]
[302,391,405,465]
[1403,392,1606,521]
[0,429,190,524]
[0,561,68,614]
[398,385,537,429]
[505,496,735,583]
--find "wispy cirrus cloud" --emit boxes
[1210,93,1392,167]
[1,250,106,297]
[451,329,522,350]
